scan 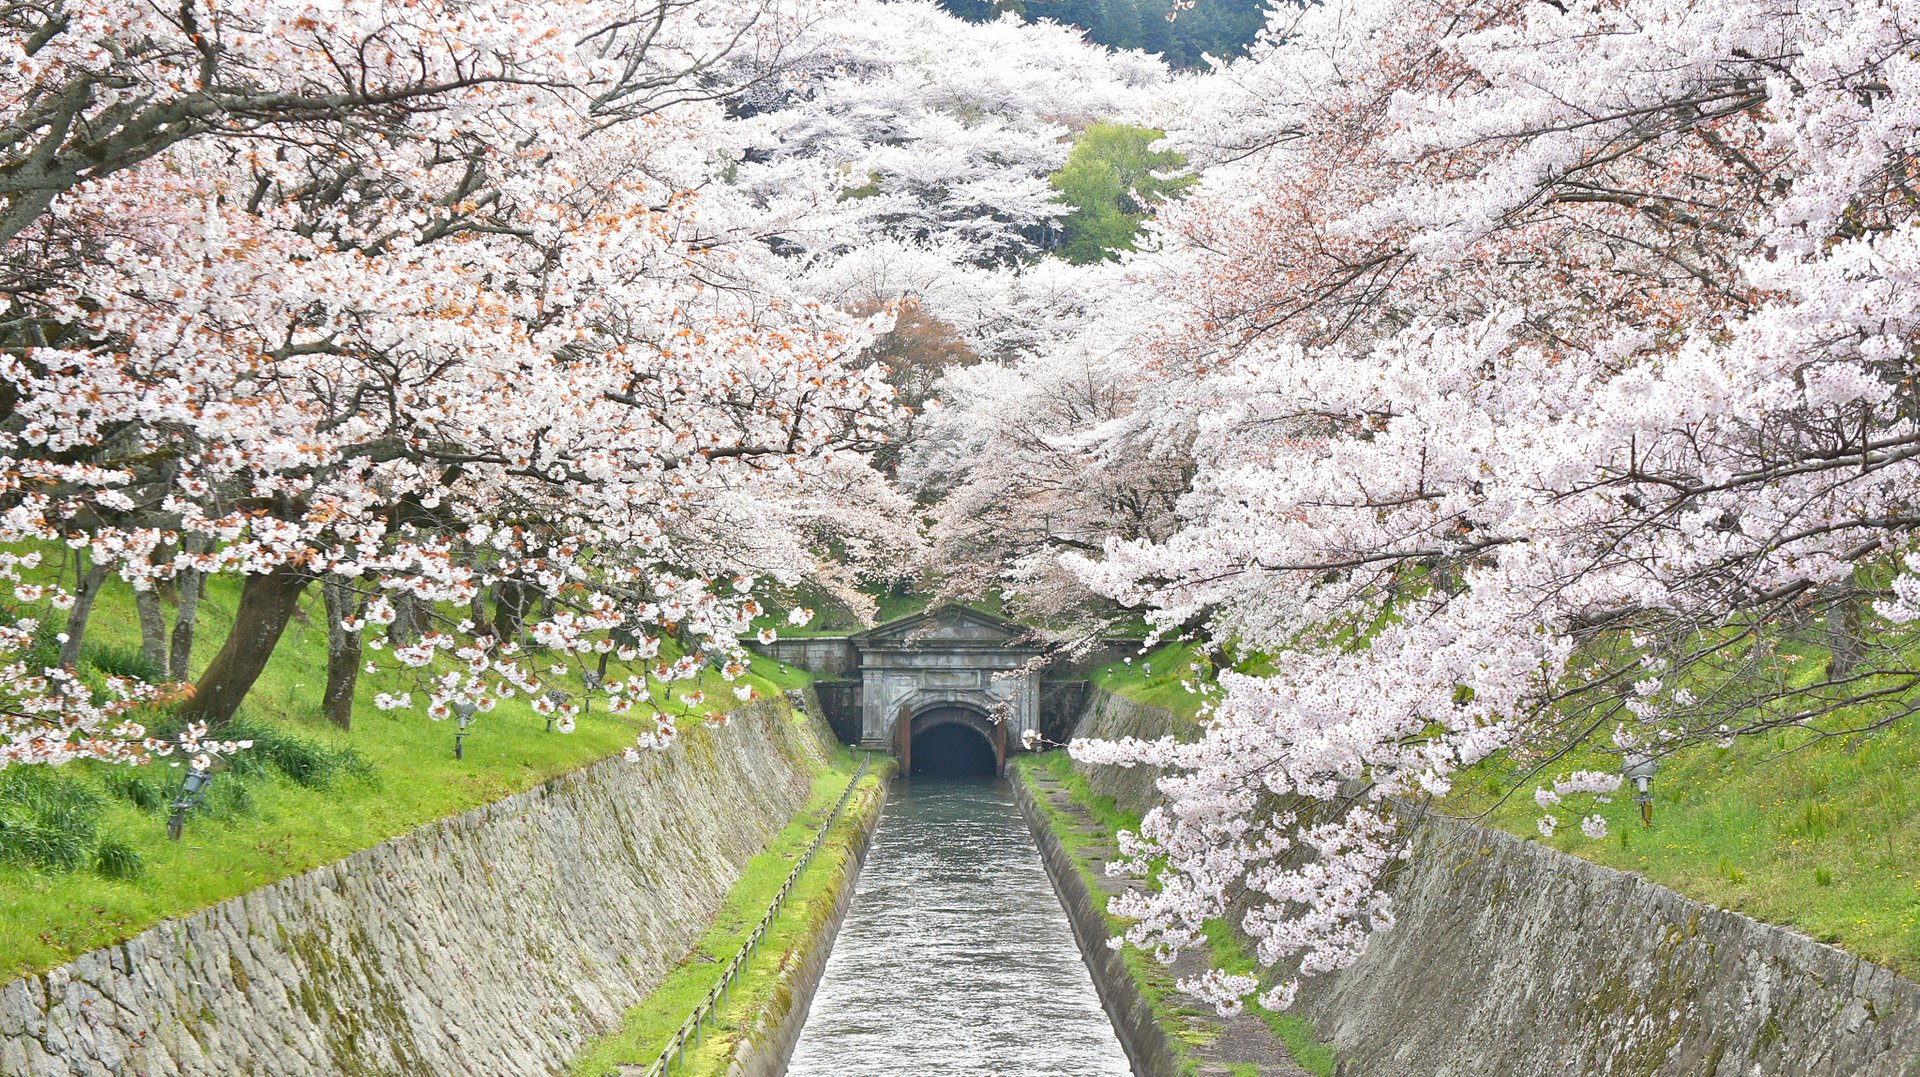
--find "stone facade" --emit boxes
[752,606,1045,769]
[0,702,838,1077]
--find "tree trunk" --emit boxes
[494,581,529,648]
[133,585,168,673]
[59,560,110,669]
[170,564,204,681]
[469,592,490,639]
[320,574,365,731]
[387,590,419,647]
[181,565,311,730]
[1827,586,1865,681]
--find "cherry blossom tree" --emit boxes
[0,0,910,767]
[903,270,1195,637]
[959,0,1920,1010]
[728,0,1170,266]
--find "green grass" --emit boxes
[0,559,808,982]
[1199,921,1338,1076]
[568,752,888,1076]
[1086,640,1212,722]
[1014,753,1336,1077]
[1461,714,1920,973]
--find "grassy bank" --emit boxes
[1459,715,1920,972]
[1014,752,1336,1077]
[1088,638,1920,973]
[1086,640,1210,722]
[568,752,888,1076]
[0,566,811,982]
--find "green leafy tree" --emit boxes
[1048,122,1194,264]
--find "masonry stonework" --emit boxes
[0,702,837,1077]
[1067,688,1920,1077]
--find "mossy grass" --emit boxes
[1199,920,1338,1076]
[567,751,888,1077]
[0,555,814,982]
[1012,753,1337,1077]
[1086,640,1213,723]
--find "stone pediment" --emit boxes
[850,605,1037,650]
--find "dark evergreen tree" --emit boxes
[938,0,1276,69]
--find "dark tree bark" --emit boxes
[58,559,110,669]
[181,565,311,729]
[320,574,365,731]
[387,590,419,647]
[133,585,168,673]
[170,560,205,681]
[494,581,530,648]
[1827,586,1865,681]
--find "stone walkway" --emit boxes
[1028,770,1319,1077]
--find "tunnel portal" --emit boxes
[908,707,1003,777]
[751,605,1098,775]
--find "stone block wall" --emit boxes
[0,701,838,1077]
[1301,820,1920,1076]
[1066,688,1920,1076]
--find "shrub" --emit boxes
[83,643,166,684]
[204,773,256,817]
[222,716,369,789]
[102,766,170,813]
[93,836,144,880]
[0,770,104,874]
[22,617,63,674]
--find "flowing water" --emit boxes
[785,775,1134,1077]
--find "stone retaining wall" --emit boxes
[1301,819,1920,1077]
[0,701,838,1077]
[1066,688,1920,1076]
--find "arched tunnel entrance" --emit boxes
[904,706,1005,777]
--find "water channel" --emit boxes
[785,775,1133,1076]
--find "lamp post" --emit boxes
[167,766,213,841]
[453,700,477,760]
[545,688,569,732]
[1623,752,1659,827]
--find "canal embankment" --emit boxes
[1,700,841,1077]
[1013,756,1331,1077]
[1062,686,1920,1077]
[567,748,887,1077]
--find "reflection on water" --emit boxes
[785,776,1133,1077]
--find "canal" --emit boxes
[785,775,1133,1076]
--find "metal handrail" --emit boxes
[632,755,872,1077]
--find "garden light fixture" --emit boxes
[166,767,213,841]
[1622,752,1659,827]
[453,701,478,760]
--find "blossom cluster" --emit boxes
[939,0,1920,1008]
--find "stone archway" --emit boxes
[899,704,1005,777]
